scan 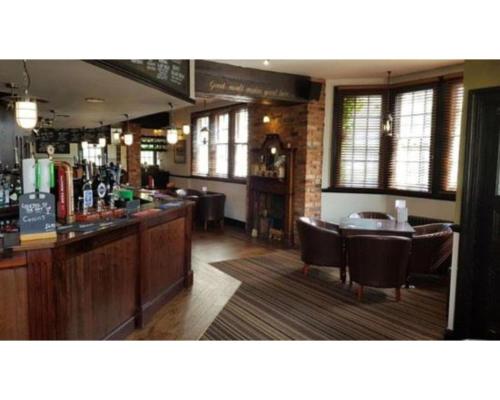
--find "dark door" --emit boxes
[455,88,500,339]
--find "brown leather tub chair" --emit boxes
[348,211,395,220]
[408,223,453,278]
[296,217,346,283]
[347,235,411,301]
[197,192,226,231]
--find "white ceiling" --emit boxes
[212,59,464,80]
[0,60,191,129]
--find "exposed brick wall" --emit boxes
[248,81,325,225]
[124,122,142,187]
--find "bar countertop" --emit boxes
[0,192,192,255]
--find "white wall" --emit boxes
[321,66,464,223]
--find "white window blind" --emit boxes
[194,116,209,175]
[389,88,435,192]
[442,82,464,192]
[337,94,382,188]
[234,108,248,178]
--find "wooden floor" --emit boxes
[128,226,273,340]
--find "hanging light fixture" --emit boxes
[383,71,393,137]
[98,121,107,148]
[81,126,88,149]
[167,127,179,145]
[123,113,134,146]
[165,102,179,144]
[182,124,190,135]
[15,60,38,130]
[200,126,209,145]
[111,128,122,144]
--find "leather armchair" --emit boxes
[349,211,395,220]
[347,235,411,301]
[408,223,453,276]
[197,192,226,231]
[296,217,346,283]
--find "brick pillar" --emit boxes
[304,82,325,218]
[124,122,142,187]
[248,81,325,221]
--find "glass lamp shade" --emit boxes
[81,140,89,149]
[262,115,271,124]
[15,99,38,129]
[167,128,179,145]
[123,132,134,146]
[98,137,107,148]
[182,124,190,135]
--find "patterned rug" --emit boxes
[201,251,447,340]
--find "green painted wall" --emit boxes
[455,60,500,222]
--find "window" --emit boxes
[336,93,382,188]
[441,81,464,192]
[140,151,156,166]
[83,144,103,166]
[214,113,229,176]
[234,109,249,178]
[192,106,249,180]
[193,116,209,175]
[331,77,463,199]
[389,88,435,192]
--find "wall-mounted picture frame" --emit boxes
[174,139,187,164]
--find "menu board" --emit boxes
[19,192,56,236]
[35,128,109,153]
[88,60,191,100]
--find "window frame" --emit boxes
[191,104,249,183]
[328,77,463,201]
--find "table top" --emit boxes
[339,218,415,235]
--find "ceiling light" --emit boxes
[263,60,270,66]
[15,60,38,130]
[167,128,179,145]
[263,115,271,124]
[98,121,107,147]
[123,113,134,146]
[123,133,134,146]
[85,97,105,103]
[16,99,38,129]
[182,124,191,135]
[111,128,122,144]
[383,71,393,137]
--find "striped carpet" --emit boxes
[201,250,447,340]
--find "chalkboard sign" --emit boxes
[36,140,70,154]
[35,128,109,153]
[88,60,192,102]
[19,192,56,237]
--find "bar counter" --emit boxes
[0,198,193,340]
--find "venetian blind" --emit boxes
[440,80,464,192]
[335,93,383,188]
[389,87,436,192]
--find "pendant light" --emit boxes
[383,71,393,137]
[15,60,38,130]
[166,102,178,144]
[81,126,88,149]
[98,121,107,148]
[182,124,190,135]
[123,113,134,146]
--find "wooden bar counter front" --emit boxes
[0,202,193,340]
